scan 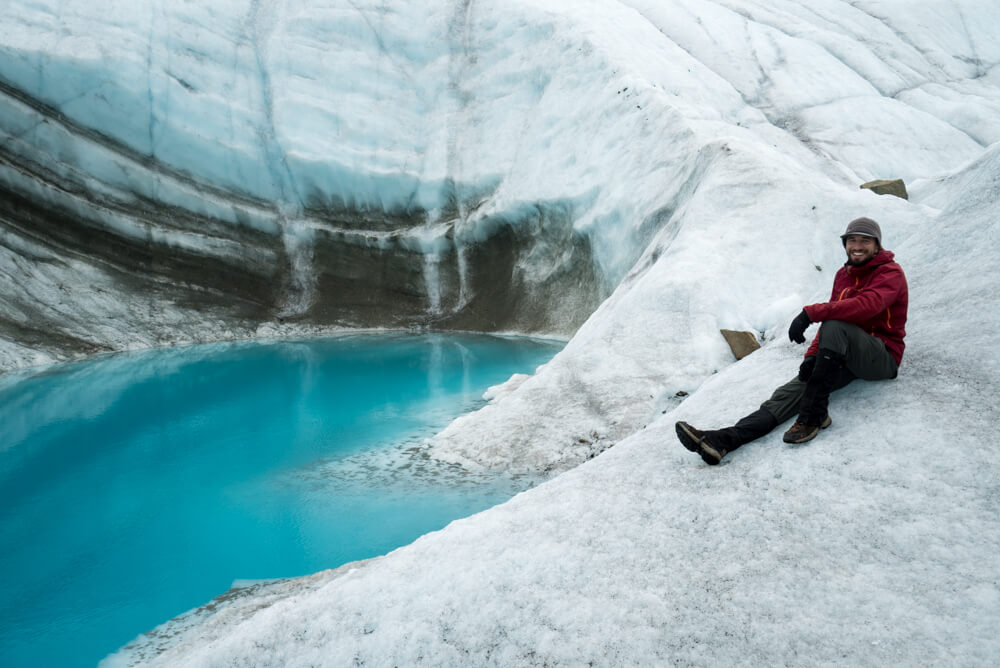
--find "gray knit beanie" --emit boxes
[841,217,882,247]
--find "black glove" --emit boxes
[788,309,812,344]
[798,355,816,382]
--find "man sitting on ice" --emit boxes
[675,217,908,465]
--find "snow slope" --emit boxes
[1,0,998,664]
[107,137,1000,666]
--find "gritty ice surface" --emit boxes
[0,0,997,665]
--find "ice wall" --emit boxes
[0,0,632,366]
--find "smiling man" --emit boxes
[676,217,909,465]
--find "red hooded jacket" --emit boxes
[803,249,908,365]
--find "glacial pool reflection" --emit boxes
[0,333,562,667]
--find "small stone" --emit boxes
[860,178,908,200]
[720,329,760,360]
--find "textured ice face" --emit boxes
[3,1,1000,666]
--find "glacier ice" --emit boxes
[1,0,999,665]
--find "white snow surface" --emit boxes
[1,0,998,665]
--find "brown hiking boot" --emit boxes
[782,415,833,444]
[675,421,728,465]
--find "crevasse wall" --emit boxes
[0,0,659,364]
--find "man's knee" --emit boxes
[818,320,897,380]
[760,377,806,424]
[816,320,863,353]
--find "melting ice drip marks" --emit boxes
[0,80,603,360]
[298,200,603,335]
[276,219,317,319]
[1,164,599,345]
[243,0,318,319]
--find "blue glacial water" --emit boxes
[0,333,562,667]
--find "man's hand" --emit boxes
[788,309,812,344]
[798,355,816,381]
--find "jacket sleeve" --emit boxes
[803,264,905,325]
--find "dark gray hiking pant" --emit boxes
[761,320,899,424]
